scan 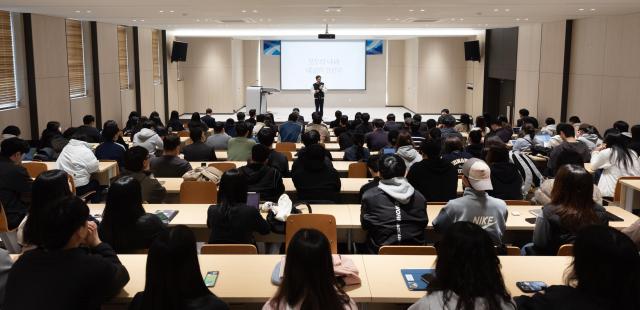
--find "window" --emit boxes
[152,29,161,84]
[117,26,129,90]
[65,19,86,98]
[0,11,17,110]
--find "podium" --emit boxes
[245,86,279,115]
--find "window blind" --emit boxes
[117,25,129,90]
[65,19,86,98]
[152,29,161,84]
[0,11,16,109]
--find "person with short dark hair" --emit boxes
[247,109,257,125]
[167,110,185,132]
[38,121,63,152]
[74,114,101,143]
[182,127,216,161]
[206,121,231,150]
[188,112,209,132]
[465,130,484,158]
[361,154,428,253]
[358,154,381,202]
[252,114,267,136]
[329,110,342,128]
[407,139,458,202]
[98,176,165,253]
[541,117,556,136]
[384,113,401,132]
[200,108,216,128]
[292,144,341,203]
[238,144,285,202]
[227,122,256,161]
[516,108,539,128]
[355,112,373,135]
[56,133,101,201]
[305,112,329,143]
[485,142,524,200]
[613,120,629,133]
[207,169,270,245]
[441,136,473,174]
[576,123,603,151]
[630,124,640,155]
[223,118,236,137]
[0,125,20,147]
[455,113,473,133]
[0,138,32,229]
[257,127,289,176]
[409,119,426,146]
[568,115,581,126]
[440,114,463,141]
[95,121,127,167]
[150,135,192,178]
[292,107,305,125]
[335,115,353,150]
[121,146,167,203]
[547,123,591,176]
[4,196,130,310]
[128,226,229,310]
[236,111,246,123]
[343,132,370,162]
[365,119,389,151]
[512,123,542,152]
[279,113,303,143]
[517,225,640,309]
[312,75,326,114]
[489,118,512,143]
[133,120,164,155]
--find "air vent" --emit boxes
[411,18,440,23]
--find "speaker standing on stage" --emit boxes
[311,75,327,115]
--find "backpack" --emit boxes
[182,166,223,183]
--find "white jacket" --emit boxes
[591,148,640,197]
[56,139,99,187]
[133,128,164,155]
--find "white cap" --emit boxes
[462,158,493,191]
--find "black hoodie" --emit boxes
[487,162,524,200]
[238,163,285,202]
[406,159,458,202]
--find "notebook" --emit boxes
[154,210,179,224]
[401,269,435,291]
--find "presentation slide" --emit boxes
[280,41,366,90]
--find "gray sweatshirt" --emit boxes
[432,187,508,245]
[409,291,515,310]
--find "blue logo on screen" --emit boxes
[263,40,281,55]
[366,40,383,55]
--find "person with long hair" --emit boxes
[19,169,72,249]
[264,229,357,310]
[125,111,141,134]
[98,176,165,253]
[517,225,640,309]
[394,130,421,171]
[529,165,608,255]
[128,225,228,310]
[410,221,514,309]
[38,121,63,150]
[167,110,185,132]
[473,116,490,136]
[512,123,541,152]
[343,132,370,161]
[207,169,269,244]
[188,112,209,132]
[590,132,640,197]
[455,113,473,133]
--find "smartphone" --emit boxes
[204,271,219,287]
[516,281,547,293]
[247,192,260,210]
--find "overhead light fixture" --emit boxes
[74,10,81,13]
[409,9,414,12]
[86,10,91,13]
[505,8,510,12]
[140,19,145,22]
[325,7,342,13]
[171,27,483,37]
[590,8,596,11]
[159,10,164,13]
[252,10,258,13]
[458,18,464,21]
[169,10,175,13]
[420,9,425,12]
[132,19,137,22]
[578,8,585,11]
[241,10,247,13]
[515,18,521,21]
[493,8,499,12]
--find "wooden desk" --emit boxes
[114,254,371,303]
[214,151,348,160]
[27,161,119,185]
[362,255,572,303]
[190,161,356,173]
[619,179,640,211]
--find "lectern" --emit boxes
[245,86,279,115]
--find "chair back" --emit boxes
[614,176,640,203]
[503,245,521,256]
[275,142,296,152]
[505,200,531,206]
[557,244,574,256]
[68,174,76,194]
[208,162,237,173]
[279,151,293,161]
[285,214,337,254]
[178,131,191,138]
[0,202,9,233]
[347,162,368,178]
[379,245,437,255]
[179,181,218,204]
[22,162,48,179]
[201,244,258,255]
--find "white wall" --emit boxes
[515,24,542,119]
[386,40,405,106]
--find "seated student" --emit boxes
[489,118,513,143]
[279,113,303,143]
[264,229,357,310]
[121,146,167,203]
[343,133,370,162]
[167,110,185,132]
[409,222,515,310]
[292,144,341,203]
[56,133,101,200]
[465,130,484,159]
[473,115,490,136]
[236,111,246,123]
[440,115,464,141]
[305,112,330,143]
[227,122,256,161]
[350,112,363,130]
[257,127,290,177]
[433,158,508,245]
[517,226,640,309]
[335,116,354,150]
[484,142,524,200]
[200,108,216,128]
[124,111,140,134]
[4,196,130,310]
[252,114,267,136]
[512,123,541,152]
[454,113,473,133]
[591,133,640,198]
[247,109,257,125]
[207,169,270,244]
[395,130,421,171]
[133,120,164,156]
[361,154,428,253]
[407,139,458,202]
[292,130,334,171]
[149,111,164,128]
[293,108,305,125]
[223,118,237,137]
[206,121,231,150]
[547,123,591,175]
[131,225,229,310]
[576,123,603,151]
[409,119,426,146]
[383,113,401,132]
[629,124,640,156]
[98,176,165,253]
[534,150,602,205]
[0,138,32,230]
[528,165,608,255]
[182,127,216,161]
[150,135,192,178]
[0,125,19,146]
[187,112,208,132]
[441,136,473,174]
[238,144,285,202]
[329,110,342,128]
[95,121,126,167]
[355,112,373,135]
[541,117,557,136]
[358,155,380,202]
[365,119,388,151]
[38,121,63,151]
[74,114,101,143]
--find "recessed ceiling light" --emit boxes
[505,8,510,12]
[485,24,489,26]
[451,18,456,21]
[74,10,81,13]
[336,9,342,12]
[386,18,391,21]
[524,18,529,21]
[515,18,521,21]
[578,8,585,11]
[159,10,164,13]
[493,8,499,12]
[590,8,596,11]
[169,10,175,13]
[196,19,200,22]
[86,10,91,13]
[409,9,414,12]
[132,19,137,22]
[252,9,258,13]
[140,19,144,22]
[420,9,425,12]
[459,18,464,21]
[241,10,247,13]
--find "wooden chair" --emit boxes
[201,244,258,255]
[612,176,640,205]
[178,131,191,138]
[285,214,337,254]
[208,162,237,173]
[22,162,48,178]
[279,151,293,161]
[275,142,296,152]
[0,202,9,233]
[505,200,532,206]
[68,174,76,194]
[557,244,573,256]
[379,245,437,255]
[503,246,521,256]
[179,181,218,204]
[0,202,21,253]
[347,162,368,178]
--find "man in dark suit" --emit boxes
[201,108,216,128]
[312,75,325,114]
[75,115,101,143]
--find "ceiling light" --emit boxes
[524,18,529,21]
[485,24,489,26]
[336,9,342,12]
[241,10,247,13]
[74,10,81,13]
[86,10,91,13]
[505,8,510,12]
[578,8,585,11]
[140,19,144,22]
[493,9,499,12]
[132,19,137,22]
[590,8,596,11]
[252,10,258,13]
[386,18,391,21]
[159,10,164,13]
[409,9,414,12]
[196,19,200,22]
[420,9,425,12]
[169,10,175,13]
[515,18,521,21]
[325,9,330,12]
[459,18,464,21]
[171,28,483,37]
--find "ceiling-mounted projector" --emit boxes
[318,24,335,39]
